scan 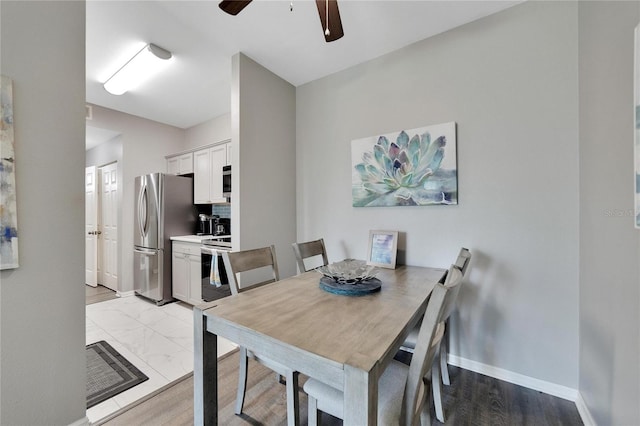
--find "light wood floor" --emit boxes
[86,284,118,305]
[100,350,583,426]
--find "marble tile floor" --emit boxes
[86,295,237,424]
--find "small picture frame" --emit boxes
[366,230,399,269]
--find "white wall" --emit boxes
[87,105,185,293]
[0,1,87,424]
[578,2,640,424]
[232,53,297,278]
[86,133,122,168]
[184,113,231,150]
[297,1,580,389]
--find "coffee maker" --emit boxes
[213,217,230,236]
[197,214,216,235]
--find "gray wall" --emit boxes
[578,2,640,424]
[86,105,185,293]
[232,53,297,278]
[0,1,87,424]
[86,134,122,168]
[184,113,231,150]
[297,1,580,388]
[1,2,635,424]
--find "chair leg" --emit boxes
[432,347,446,423]
[440,322,451,386]
[308,394,319,426]
[285,370,300,426]
[235,347,249,415]
[420,378,432,426]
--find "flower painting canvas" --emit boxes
[1,75,18,269]
[352,122,457,207]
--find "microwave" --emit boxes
[222,165,231,198]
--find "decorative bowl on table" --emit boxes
[317,260,382,296]
[317,260,378,284]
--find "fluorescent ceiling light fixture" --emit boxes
[103,43,172,95]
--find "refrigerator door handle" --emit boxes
[134,247,157,255]
[138,182,148,238]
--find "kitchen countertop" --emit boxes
[170,235,214,244]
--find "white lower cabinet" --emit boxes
[171,241,202,305]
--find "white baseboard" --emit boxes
[445,355,598,426]
[116,290,135,298]
[447,354,578,401]
[68,416,90,426]
[575,393,597,426]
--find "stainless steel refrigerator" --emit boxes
[134,173,195,305]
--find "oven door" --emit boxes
[201,246,231,302]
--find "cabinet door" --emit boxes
[225,142,232,166]
[188,254,202,304]
[178,153,193,174]
[193,148,211,203]
[167,157,179,175]
[172,251,189,301]
[210,145,227,203]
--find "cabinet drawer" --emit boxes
[172,242,201,256]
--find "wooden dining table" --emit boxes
[193,263,445,425]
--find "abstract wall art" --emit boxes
[352,122,457,207]
[1,75,19,269]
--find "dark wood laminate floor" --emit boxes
[100,350,583,426]
[85,284,118,305]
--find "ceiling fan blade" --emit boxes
[219,0,253,16]
[315,0,344,42]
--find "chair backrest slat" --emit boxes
[222,245,279,295]
[292,238,328,273]
[400,265,463,425]
[442,247,471,321]
[454,247,472,277]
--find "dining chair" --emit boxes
[440,247,471,385]
[303,265,463,426]
[454,247,472,277]
[221,245,300,426]
[400,247,472,422]
[291,238,328,273]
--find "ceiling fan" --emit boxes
[219,0,344,42]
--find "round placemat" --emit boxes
[319,276,382,296]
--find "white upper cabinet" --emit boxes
[167,157,179,175]
[193,141,230,204]
[193,149,211,203]
[209,144,227,203]
[178,153,194,174]
[166,152,193,175]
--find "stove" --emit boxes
[201,235,232,302]
[202,235,231,250]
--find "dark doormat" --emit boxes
[86,340,149,408]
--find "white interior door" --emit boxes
[85,166,98,287]
[99,162,118,291]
